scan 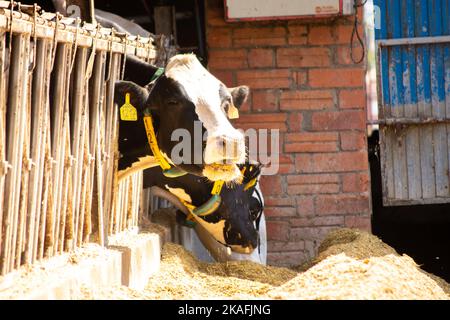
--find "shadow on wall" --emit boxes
[368,130,450,283]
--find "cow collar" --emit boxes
[142,67,187,178]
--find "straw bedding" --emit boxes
[82,228,450,300]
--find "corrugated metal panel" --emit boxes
[374,0,450,205]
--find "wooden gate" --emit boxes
[374,0,450,206]
[0,2,160,275]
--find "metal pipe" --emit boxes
[377,35,450,47]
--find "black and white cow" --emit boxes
[114,54,249,182]
[144,163,264,255]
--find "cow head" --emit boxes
[144,162,263,254]
[114,54,249,182]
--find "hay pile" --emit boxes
[83,228,450,300]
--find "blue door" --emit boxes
[374,0,450,205]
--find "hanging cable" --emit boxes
[350,0,368,64]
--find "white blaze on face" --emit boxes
[164,185,192,204]
[165,54,245,165]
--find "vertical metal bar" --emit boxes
[24,39,47,264]
[89,50,106,245]
[71,47,88,246]
[34,40,53,261]
[0,31,7,271]
[48,43,70,256]
[1,34,28,274]
[15,37,32,268]
[105,53,120,235]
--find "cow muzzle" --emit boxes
[203,134,246,182]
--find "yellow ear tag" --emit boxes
[227,103,239,119]
[120,93,138,121]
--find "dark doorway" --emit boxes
[369,130,450,283]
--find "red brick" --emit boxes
[288,25,308,45]
[248,49,274,68]
[277,47,331,68]
[339,89,367,109]
[208,49,247,69]
[287,183,339,195]
[295,151,369,173]
[287,173,340,185]
[315,194,370,215]
[288,24,307,36]
[287,113,303,132]
[311,110,365,131]
[234,113,287,131]
[308,25,334,45]
[285,141,338,153]
[286,132,339,143]
[309,68,365,88]
[266,220,290,241]
[234,27,286,47]
[235,122,287,132]
[206,7,228,27]
[296,196,315,216]
[264,196,295,207]
[210,69,234,87]
[342,172,370,193]
[340,131,367,151]
[295,71,307,86]
[234,113,286,123]
[237,69,291,89]
[337,46,364,65]
[291,216,345,227]
[337,24,363,44]
[252,90,278,112]
[280,90,334,110]
[260,175,284,195]
[274,154,296,174]
[265,207,297,218]
[207,28,231,48]
[344,215,371,232]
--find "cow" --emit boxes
[144,162,264,256]
[114,54,250,183]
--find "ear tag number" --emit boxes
[120,93,138,121]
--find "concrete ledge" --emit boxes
[109,227,162,290]
[0,225,164,299]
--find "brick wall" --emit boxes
[205,0,371,267]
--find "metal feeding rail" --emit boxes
[0,1,161,275]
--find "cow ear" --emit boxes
[114,81,149,111]
[229,85,249,109]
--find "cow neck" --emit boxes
[142,68,187,178]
